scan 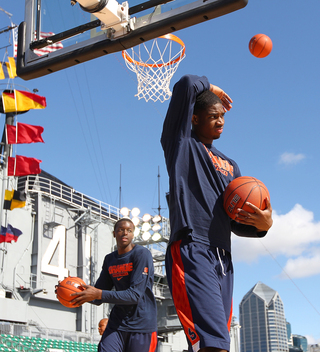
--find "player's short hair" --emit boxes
[114,218,135,231]
[193,90,222,115]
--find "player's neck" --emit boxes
[117,243,135,255]
[192,129,214,145]
[197,134,214,145]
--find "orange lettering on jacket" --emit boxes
[108,263,133,278]
[203,145,234,177]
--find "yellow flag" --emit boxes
[7,57,17,78]
[0,57,17,80]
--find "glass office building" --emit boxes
[292,335,308,352]
[286,321,292,345]
[239,282,289,352]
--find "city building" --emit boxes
[230,316,241,352]
[239,282,288,352]
[288,346,303,352]
[292,335,308,352]
[287,321,293,345]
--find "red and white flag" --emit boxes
[13,27,63,57]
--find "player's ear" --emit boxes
[192,114,198,125]
[113,231,116,238]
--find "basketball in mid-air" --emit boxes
[56,277,85,308]
[249,34,273,58]
[223,176,270,220]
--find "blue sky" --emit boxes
[1,0,320,344]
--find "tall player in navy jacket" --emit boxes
[71,218,158,352]
[161,75,273,352]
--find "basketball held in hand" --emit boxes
[223,176,270,220]
[56,277,86,308]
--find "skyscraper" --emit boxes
[286,321,292,345]
[239,282,288,352]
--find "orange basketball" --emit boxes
[56,277,85,308]
[223,176,270,220]
[249,34,273,58]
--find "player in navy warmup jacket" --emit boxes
[71,218,158,352]
[161,74,273,352]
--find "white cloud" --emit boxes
[280,252,320,279]
[279,152,306,165]
[231,204,320,279]
[305,334,320,345]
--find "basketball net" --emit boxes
[122,34,185,103]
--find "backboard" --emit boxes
[16,0,248,80]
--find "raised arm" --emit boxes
[161,75,210,154]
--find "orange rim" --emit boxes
[122,33,186,68]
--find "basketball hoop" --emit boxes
[122,34,186,103]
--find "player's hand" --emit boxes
[54,280,61,294]
[70,285,102,306]
[210,84,233,111]
[234,197,273,232]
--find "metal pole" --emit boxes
[1,113,14,218]
[119,164,121,210]
[157,166,161,215]
[36,0,41,41]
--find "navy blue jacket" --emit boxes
[93,245,157,333]
[161,74,266,252]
